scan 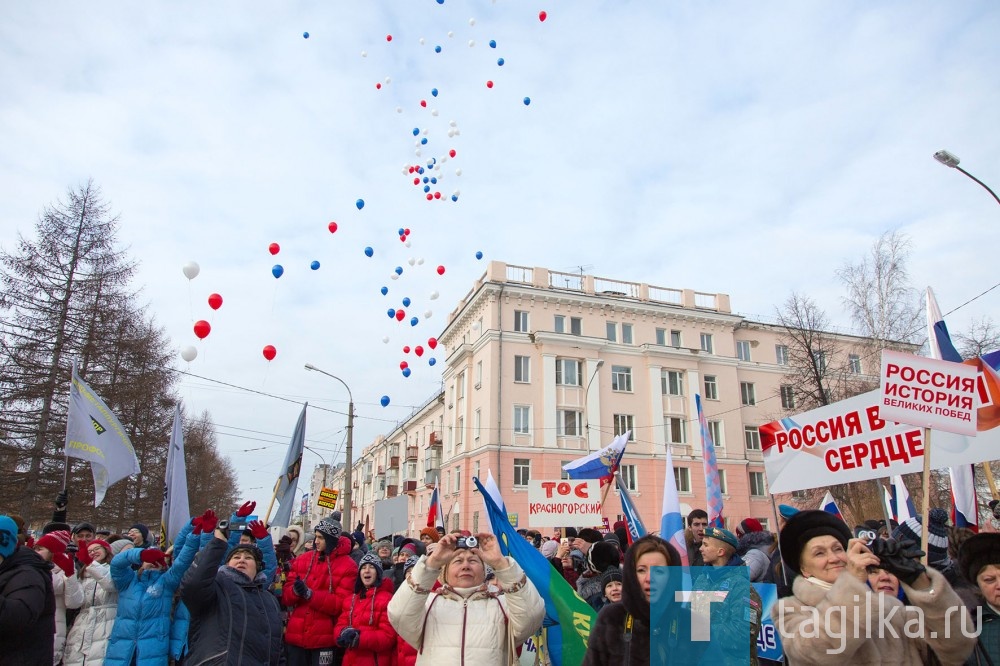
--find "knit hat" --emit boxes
[226,543,264,572]
[358,551,384,588]
[600,566,623,591]
[88,539,113,561]
[36,529,71,556]
[314,518,343,553]
[736,519,763,538]
[130,523,150,544]
[778,505,800,520]
[0,516,17,558]
[703,527,739,550]
[577,528,603,544]
[892,509,950,566]
[400,542,418,557]
[373,540,392,552]
[419,527,441,543]
[603,532,621,548]
[587,541,621,573]
[403,555,419,573]
[111,539,134,556]
[780,510,851,576]
[959,533,1000,584]
[540,540,559,559]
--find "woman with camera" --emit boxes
[387,532,545,666]
[776,510,975,665]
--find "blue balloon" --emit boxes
[497,57,505,66]
[451,195,458,202]
[412,127,420,136]
[476,251,483,260]
[402,297,411,307]
[523,97,531,106]
[303,32,310,39]
[410,317,419,326]
[428,357,437,366]
[420,137,428,145]
[364,246,374,257]
[489,39,497,48]
[395,266,403,275]
[430,177,437,184]
[356,199,365,210]
[423,185,430,193]
[431,88,439,97]
[402,367,411,377]
[380,395,390,407]
[387,308,396,318]
[423,176,429,184]
[435,45,442,53]
[310,260,320,270]
[398,227,405,236]
[417,167,425,174]
[272,264,284,279]
[436,0,444,4]
[380,286,388,296]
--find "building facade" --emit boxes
[328,261,879,537]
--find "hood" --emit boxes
[736,530,774,556]
[0,546,52,577]
[286,526,306,553]
[621,535,679,627]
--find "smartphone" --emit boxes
[561,538,569,546]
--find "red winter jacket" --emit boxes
[396,635,417,666]
[333,577,398,666]
[282,537,358,649]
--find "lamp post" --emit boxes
[584,359,605,451]
[933,150,1000,206]
[304,363,355,530]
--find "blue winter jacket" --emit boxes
[168,523,212,661]
[105,520,199,666]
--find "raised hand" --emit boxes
[248,519,268,540]
[236,501,257,518]
[200,509,218,533]
[191,515,204,535]
[426,533,458,570]
[75,540,93,566]
[473,533,509,571]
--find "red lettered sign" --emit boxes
[880,350,978,436]
[527,479,602,528]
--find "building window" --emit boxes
[780,385,796,409]
[513,405,531,434]
[456,417,464,446]
[700,333,714,354]
[620,464,638,491]
[611,365,633,392]
[849,354,862,374]
[606,322,617,342]
[670,330,682,347]
[703,375,718,400]
[474,409,481,441]
[813,351,827,374]
[514,355,530,383]
[514,310,529,332]
[622,324,633,344]
[718,469,728,495]
[455,466,461,492]
[665,416,686,444]
[674,467,691,493]
[744,426,761,450]
[554,315,565,333]
[513,459,531,487]
[662,370,684,396]
[555,358,583,386]
[613,414,635,440]
[458,371,466,399]
[775,344,789,366]
[557,410,582,436]
[749,471,766,497]
[736,340,751,362]
[708,420,723,448]
[740,382,756,406]
[656,328,666,345]
[570,317,582,336]
[475,360,483,389]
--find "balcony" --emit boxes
[425,470,439,487]
[403,480,418,493]
[388,456,400,469]
[377,465,384,475]
[428,431,442,448]
[364,473,373,483]
[386,485,398,498]
[405,446,418,461]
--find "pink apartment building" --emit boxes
[327,261,877,537]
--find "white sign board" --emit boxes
[374,496,409,537]
[880,350,978,436]
[527,479,602,528]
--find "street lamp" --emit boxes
[584,359,605,451]
[304,363,355,530]
[933,150,1000,206]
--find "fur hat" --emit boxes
[779,510,851,575]
[36,529,71,556]
[893,509,950,566]
[587,541,621,573]
[577,528,603,544]
[960,533,1000,584]
[373,540,393,552]
[0,516,17,558]
[419,527,441,543]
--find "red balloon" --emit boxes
[403,345,411,354]
[386,34,392,42]
[415,345,424,357]
[436,265,446,275]
[207,293,223,310]
[449,149,457,158]
[395,309,406,321]
[268,242,280,255]
[376,82,382,89]
[400,235,407,242]
[413,178,420,185]
[262,345,276,361]
[404,228,411,235]
[427,337,438,349]
[539,10,548,21]
[328,221,338,233]
[194,320,211,339]
[420,100,427,108]
[486,80,494,89]
[434,192,441,199]
[400,361,409,370]
[426,193,433,200]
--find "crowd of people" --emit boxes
[3,498,1000,666]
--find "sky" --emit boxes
[2,1,998,515]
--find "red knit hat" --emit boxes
[35,529,71,556]
[419,527,440,543]
[88,539,113,560]
[736,518,763,538]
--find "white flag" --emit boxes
[161,406,190,545]
[272,404,307,528]
[64,362,140,507]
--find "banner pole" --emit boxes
[264,477,280,525]
[920,427,932,566]
[983,462,1000,501]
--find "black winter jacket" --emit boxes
[0,546,56,666]
[180,537,284,666]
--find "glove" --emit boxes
[990,499,1000,520]
[200,509,218,533]
[872,537,926,585]
[275,536,293,557]
[236,501,256,518]
[26,536,35,549]
[140,549,167,569]
[191,515,204,535]
[337,627,360,648]
[248,519,268,540]
[75,540,93,566]
[55,490,68,510]
[293,578,312,600]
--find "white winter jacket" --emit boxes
[388,556,545,666]
[53,565,85,665]
[64,562,119,666]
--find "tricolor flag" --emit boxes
[883,485,895,522]
[479,469,506,535]
[271,403,306,528]
[927,287,979,532]
[160,406,190,546]
[562,432,629,485]
[427,480,445,531]
[475,477,596,666]
[819,491,843,520]
[696,395,725,528]
[890,475,916,523]
[64,362,140,507]
[616,472,648,544]
[660,446,689,566]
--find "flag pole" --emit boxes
[920,427,932,565]
[264,476,281,525]
[983,462,1000,500]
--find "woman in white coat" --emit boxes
[34,530,84,665]
[388,532,545,666]
[64,539,119,666]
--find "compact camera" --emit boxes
[854,527,878,546]
[456,536,478,550]
[217,520,230,531]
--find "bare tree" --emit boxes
[774,292,841,409]
[955,317,1000,360]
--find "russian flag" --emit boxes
[562,431,629,482]
[890,475,916,523]
[883,484,895,522]
[616,472,648,545]
[427,480,445,530]
[661,447,689,565]
[819,491,843,520]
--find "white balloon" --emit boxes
[455,168,463,176]
[469,18,476,26]
[417,258,425,265]
[385,76,392,84]
[404,240,412,248]
[415,149,422,157]
[424,310,433,319]
[448,31,454,38]
[449,120,457,127]
[407,257,416,266]
[422,128,429,135]
[454,129,461,136]
[447,129,456,138]
[396,106,403,113]
[361,50,368,57]
[419,38,426,45]
[182,261,200,280]
[469,40,475,47]
[180,346,197,362]
[391,274,399,281]
[441,155,448,163]
[382,336,390,344]
[431,109,439,116]
[430,290,440,300]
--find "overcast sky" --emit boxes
[2,1,998,514]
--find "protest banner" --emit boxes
[879,350,978,435]
[527,479,602,528]
[317,487,339,510]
